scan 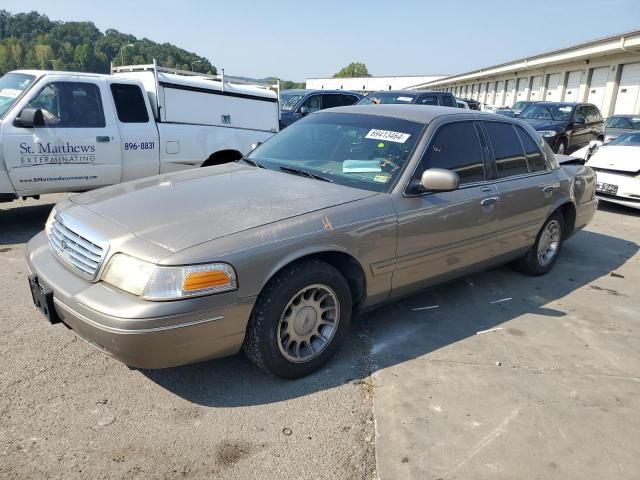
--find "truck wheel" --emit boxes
[243,259,352,379]
[512,211,564,276]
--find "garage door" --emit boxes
[564,70,582,102]
[487,82,495,105]
[495,80,505,107]
[546,73,561,101]
[530,76,542,100]
[587,67,609,110]
[516,77,528,101]
[504,79,515,107]
[614,62,640,114]
[479,82,487,102]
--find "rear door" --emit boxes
[2,75,121,195]
[571,105,591,149]
[482,121,555,254]
[109,82,160,181]
[391,120,500,297]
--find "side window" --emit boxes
[574,106,587,123]
[341,94,359,106]
[110,84,149,123]
[321,94,342,109]
[27,81,105,128]
[587,106,601,123]
[484,122,529,178]
[440,95,455,107]
[419,121,485,185]
[418,94,438,105]
[301,95,321,113]
[515,125,547,172]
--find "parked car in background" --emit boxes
[459,98,480,110]
[495,108,517,117]
[604,114,640,143]
[456,99,470,109]
[511,101,536,115]
[279,89,362,128]
[586,131,640,210]
[357,90,456,108]
[518,102,605,154]
[26,105,597,378]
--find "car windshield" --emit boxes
[246,112,424,192]
[607,132,640,146]
[280,93,305,112]
[357,92,417,105]
[519,103,574,121]
[606,116,640,130]
[512,101,530,110]
[0,73,36,117]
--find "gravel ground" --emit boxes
[0,194,376,480]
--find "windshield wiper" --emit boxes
[238,158,263,168]
[279,166,334,183]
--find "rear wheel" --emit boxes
[512,211,564,275]
[243,259,352,378]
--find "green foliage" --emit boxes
[279,79,306,90]
[0,10,216,75]
[333,62,370,78]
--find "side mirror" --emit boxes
[15,108,45,128]
[299,106,310,117]
[420,168,460,192]
[574,116,586,125]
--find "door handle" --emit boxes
[96,136,110,143]
[481,196,499,207]
[542,185,554,194]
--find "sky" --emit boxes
[2,0,640,80]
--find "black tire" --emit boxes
[242,259,352,379]
[512,211,565,276]
[555,139,567,155]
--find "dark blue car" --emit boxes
[279,89,363,128]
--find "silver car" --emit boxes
[26,106,598,378]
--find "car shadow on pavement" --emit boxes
[597,201,640,217]
[0,201,55,245]
[143,229,637,407]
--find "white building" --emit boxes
[305,75,446,92]
[409,30,640,116]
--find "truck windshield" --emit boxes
[247,112,424,193]
[0,73,36,117]
[280,93,305,112]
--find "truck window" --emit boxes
[110,84,149,123]
[27,81,105,128]
[417,94,438,105]
[322,94,342,109]
[440,95,455,107]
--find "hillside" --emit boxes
[0,10,216,75]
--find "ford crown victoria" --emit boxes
[26,106,597,378]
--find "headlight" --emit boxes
[538,130,558,138]
[45,206,57,237]
[102,253,237,301]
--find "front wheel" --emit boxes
[243,260,352,378]
[512,212,565,275]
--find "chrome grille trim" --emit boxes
[48,213,109,280]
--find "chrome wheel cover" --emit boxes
[277,284,340,363]
[537,219,561,266]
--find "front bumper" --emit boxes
[593,171,640,210]
[26,232,256,368]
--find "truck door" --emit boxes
[2,75,121,195]
[108,82,159,181]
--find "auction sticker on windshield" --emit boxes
[366,129,410,143]
[0,88,22,98]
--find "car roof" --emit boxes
[281,89,360,95]
[367,89,447,95]
[321,104,516,124]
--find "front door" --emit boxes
[2,76,121,195]
[391,120,500,297]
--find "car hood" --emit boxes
[70,163,378,252]
[519,118,567,131]
[586,146,640,173]
[605,128,633,139]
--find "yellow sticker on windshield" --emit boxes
[374,174,390,183]
[377,142,385,148]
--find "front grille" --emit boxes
[48,215,108,280]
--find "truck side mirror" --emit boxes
[299,106,310,117]
[15,108,45,128]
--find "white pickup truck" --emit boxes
[0,62,279,203]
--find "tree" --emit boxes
[333,62,371,78]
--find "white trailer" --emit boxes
[0,62,279,202]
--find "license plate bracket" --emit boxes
[28,274,60,324]
[596,182,618,195]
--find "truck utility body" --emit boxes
[0,63,279,202]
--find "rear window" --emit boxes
[440,95,455,107]
[484,122,529,178]
[110,84,149,123]
[515,125,547,172]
